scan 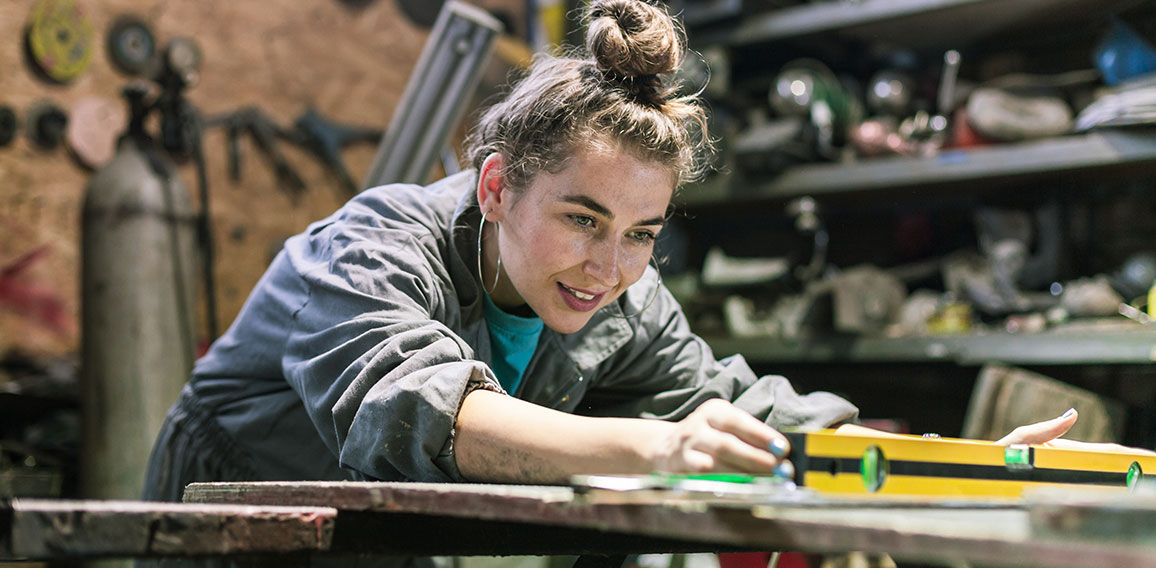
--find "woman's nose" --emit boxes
[584,240,620,286]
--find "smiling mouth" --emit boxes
[561,283,597,300]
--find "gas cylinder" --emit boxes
[80,86,198,500]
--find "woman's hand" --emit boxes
[995,408,1078,446]
[649,399,793,477]
[996,408,1156,455]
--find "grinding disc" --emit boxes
[26,100,68,150]
[106,16,156,76]
[0,107,17,147]
[25,0,94,83]
[67,96,127,169]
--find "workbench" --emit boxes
[0,499,336,561]
[181,480,1156,567]
[5,481,1156,565]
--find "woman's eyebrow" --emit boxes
[561,195,667,227]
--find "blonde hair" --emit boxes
[465,0,711,192]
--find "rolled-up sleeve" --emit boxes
[582,273,858,431]
[281,223,497,482]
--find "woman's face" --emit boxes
[481,147,674,334]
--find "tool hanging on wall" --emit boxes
[66,96,128,170]
[291,107,382,194]
[106,16,157,77]
[204,107,307,197]
[0,106,17,147]
[24,0,94,83]
[204,106,383,198]
[25,101,69,150]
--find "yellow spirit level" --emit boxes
[785,430,1156,498]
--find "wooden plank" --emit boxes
[1,499,335,560]
[186,482,749,556]
[184,481,1156,567]
[185,481,577,516]
[1028,489,1156,546]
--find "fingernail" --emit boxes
[774,460,795,480]
[768,437,790,459]
[1062,407,1076,418]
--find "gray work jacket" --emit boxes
[185,171,858,483]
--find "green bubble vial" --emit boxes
[1127,462,1142,490]
[861,445,887,492]
[1004,445,1033,470]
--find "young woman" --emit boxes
[143,0,1083,500]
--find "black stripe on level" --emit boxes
[803,457,1129,486]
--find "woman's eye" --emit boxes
[629,230,656,244]
[569,215,595,228]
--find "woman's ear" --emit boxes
[476,153,508,222]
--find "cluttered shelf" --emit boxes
[678,128,1156,208]
[703,325,1156,366]
[688,0,1146,49]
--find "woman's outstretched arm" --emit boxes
[455,389,792,484]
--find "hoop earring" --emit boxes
[476,214,502,295]
[612,256,662,320]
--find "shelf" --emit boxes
[704,328,1156,366]
[692,0,1145,50]
[678,129,1156,208]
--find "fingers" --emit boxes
[679,399,793,475]
[995,408,1078,446]
[703,402,790,454]
[693,429,779,473]
[994,410,1156,456]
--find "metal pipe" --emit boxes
[363,1,503,188]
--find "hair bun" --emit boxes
[585,0,682,80]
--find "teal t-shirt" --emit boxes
[481,293,544,395]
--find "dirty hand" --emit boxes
[650,399,793,477]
